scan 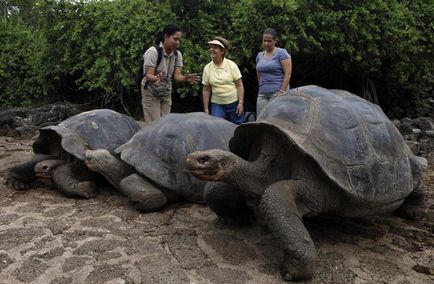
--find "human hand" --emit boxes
[185,73,199,84]
[236,103,244,116]
[155,71,165,83]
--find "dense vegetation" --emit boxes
[1,0,433,118]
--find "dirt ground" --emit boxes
[0,135,433,284]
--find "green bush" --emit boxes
[0,0,432,117]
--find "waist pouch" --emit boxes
[147,84,167,97]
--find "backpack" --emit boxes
[135,45,178,87]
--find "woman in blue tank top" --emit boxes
[255,28,292,116]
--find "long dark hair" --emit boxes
[155,24,182,45]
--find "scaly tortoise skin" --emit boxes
[186,85,427,281]
[5,109,141,198]
[84,112,236,212]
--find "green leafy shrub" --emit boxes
[0,0,432,117]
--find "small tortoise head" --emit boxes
[34,160,67,179]
[83,149,112,172]
[186,149,235,181]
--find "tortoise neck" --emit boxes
[225,131,295,198]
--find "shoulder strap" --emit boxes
[155,45,178,68]
[155,45,163,68]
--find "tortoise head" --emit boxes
[34,160,67,179]
[186,149,236,181]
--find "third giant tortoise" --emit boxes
[84,112,236,211]
[5,109,141,198]
[187,86,427,281]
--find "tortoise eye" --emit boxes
[198,156,210,163]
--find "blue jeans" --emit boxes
[211,102,244,125]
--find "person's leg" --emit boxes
[256,93,268,116]
[210,103,226,119]
[256,93,276,116]
[160,95,172,117]
[142,88,161,123]
[226,101,244,125]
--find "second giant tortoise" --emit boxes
[187,86,427,281]
[84,112,236,211]
[5,109,141,198]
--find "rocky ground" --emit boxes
[0,135,433,284]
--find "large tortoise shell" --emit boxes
[116,113,236,203]
[230,86,416,203]
[34,109,141,161]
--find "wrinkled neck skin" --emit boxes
[223,133,294,199]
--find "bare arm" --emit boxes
[235,78,244,115]
[145,67,163,83]
[173,67,198,84]
[279,58,292,94]
[202,84,211,114]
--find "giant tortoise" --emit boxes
[84,112,236,212]
[4,109,141,198]
[186,86,427,281]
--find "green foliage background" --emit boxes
[1,0,433,117]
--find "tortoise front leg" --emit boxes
[4,154,56,190]
[205,182,254,225]
[119,173,168,212]
[53,162,98,199]
[259,180,316,281]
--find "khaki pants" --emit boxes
[141,88,172,123]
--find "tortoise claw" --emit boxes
[280,257,315,282]
[4,176,32,190]
[74,181,98,199]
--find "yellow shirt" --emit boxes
[202,58,242,105]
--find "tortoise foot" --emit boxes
[74,181,98,198]
[396,204,431,221]
[280,258,315,282]
[4,175,32,190]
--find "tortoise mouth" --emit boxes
[186,154,226,181]
[34,172,53,179]
[189,169,225,181]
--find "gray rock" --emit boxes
[414,117,434,131]
[420,138,434,152]
[425,130,434,138]
[406,141,420,155]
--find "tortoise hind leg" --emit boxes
[4,154,56,190]
[205,182,254,225]
[259,180,317,281]
[119,173,168,212]
[396,181,430,221]
[53,162,99,198]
